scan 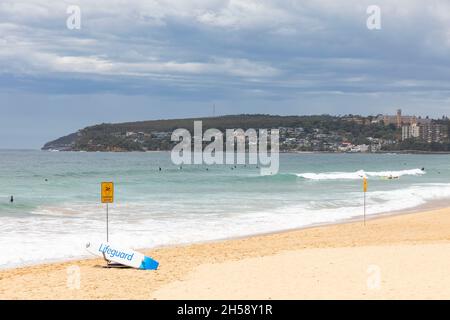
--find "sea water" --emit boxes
[1,150,449,268]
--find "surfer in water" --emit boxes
[10,196,14,203]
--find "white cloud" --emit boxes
[0,43,279,79]
[195,0,292,29]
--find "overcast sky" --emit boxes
[1,0,450,149]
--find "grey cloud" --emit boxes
[1,1,450,124]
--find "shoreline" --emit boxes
[39,149,450,155]
[1,206,450,299]
[1,199,449,272]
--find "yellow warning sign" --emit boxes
[363,177,368,193]
[101,182,114,203]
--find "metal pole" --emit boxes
[106,203,109,242]
[364,191,366,226]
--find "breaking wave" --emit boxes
[296,168,426,180]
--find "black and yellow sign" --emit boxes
[363,177,368,193]
[101,182,114,203]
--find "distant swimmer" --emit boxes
[45,178,48,182]
[159,167,162,171]
[10,196,13,203]
[421,167,425,171]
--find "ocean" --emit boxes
[1,150,449,268]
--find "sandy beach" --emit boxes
[1,207,450,300]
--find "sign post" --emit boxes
[101,182,114,242]
[363,177,368,226]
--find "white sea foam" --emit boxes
[1,182,449,268]
[296,168,425,180]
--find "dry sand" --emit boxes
[1,207,450,299]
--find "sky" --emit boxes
[1,0,450,149]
